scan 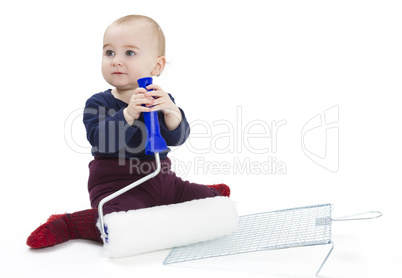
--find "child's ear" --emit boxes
[152,56,166,76]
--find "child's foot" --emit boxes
[26,209,101,249]
[207,183,231,197]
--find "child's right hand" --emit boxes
[123,88,154,125]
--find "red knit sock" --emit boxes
[207,183,231,197]
[26,208,101,249]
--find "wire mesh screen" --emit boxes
[164,203,332,264]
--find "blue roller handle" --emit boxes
[137,77,168,155]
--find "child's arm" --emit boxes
[123,87,154,125]
[142,84,190,147]
[144,84,182,131]
[83,94,140,154]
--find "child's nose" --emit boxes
[112,56,123,67]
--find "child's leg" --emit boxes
[27,180,160,249]
[26,208,101,249]
[27,179,159,249]
[160,171,230,205]
[172,178,220,203]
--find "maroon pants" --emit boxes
[88,157,219,215]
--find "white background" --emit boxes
[1,0,401,277]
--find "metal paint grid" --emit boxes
[164,204,332,264]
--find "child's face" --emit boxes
[102,22,162,90]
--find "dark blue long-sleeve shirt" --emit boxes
[83,89,190,159]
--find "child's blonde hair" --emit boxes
[110,15,166,58]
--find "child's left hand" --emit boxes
[144,84,179,116]
[144,84,183,131]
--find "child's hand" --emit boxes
[123,87,154,125]
[143,84,178,115]
[145,84,183,130]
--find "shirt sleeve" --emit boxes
[83,94,140,154]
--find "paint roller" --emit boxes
[97,77,238,258]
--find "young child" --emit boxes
[27,15,230,248]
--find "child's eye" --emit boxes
[126,50,136,56]
[105,50,114,56]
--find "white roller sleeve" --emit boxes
[97,196,238,258]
